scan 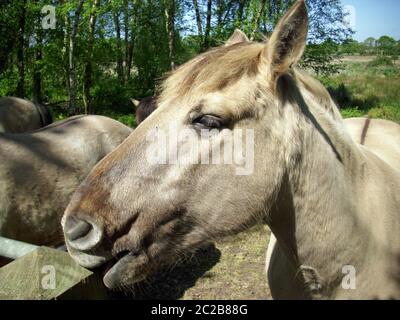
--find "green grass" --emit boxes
[99,110,136,128]
[340,107,365,119]
[319,57,400,123]
[50,108,137,128]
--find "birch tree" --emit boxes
[68,0,85,114]
[164,0,176,70]
[83,0,100,114]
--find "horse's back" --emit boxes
[31,115,132,151]
[0,97,46,133]
[344,118,400,171]
[1,115,132,164]
[0,115,132,246]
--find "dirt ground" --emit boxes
[338,55,375,63]
[113,226,272,300]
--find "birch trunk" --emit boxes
[202,0,212,51]
[164,0,176,70]
[250,0,267,40]
[68,0,85,115]
[16,0,27,98]
[83,0,100,114]
[33,16,43,104]
[192,0,203,38]
[113,10,124,81]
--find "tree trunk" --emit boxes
[61,0,71,105]
[123,0,130,83]
[33,15,43,104]
[126,0,138,81]
[192,0,203,38]
[250,0,266,40]
[202,0,212,51]
[68,0,85,115]
[125,31,134,82]
[16,0,27,98]
[113,10,124,81]
[235,0,248,29]
[83,0,100,114]
[164,0,176,70]
[216,0,223,29]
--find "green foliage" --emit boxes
[367,56,394,67]
[321,58,400,123]
[340,39,365,55]
[301,41,342,75]
[340,35,400,57]
[91,78,132,113]
[340,108,364,119]
[0,0,379,120]
[100,111,136,128]
[367,105,400,122]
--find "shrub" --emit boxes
[341,107,365,119]
[367,56,394,67]
[368,105,400,123]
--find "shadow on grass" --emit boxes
[327,83,380,112]
[109,243,221,300]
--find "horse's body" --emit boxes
[62,1,400,299]
[0,97,52,133]
[0,115,132,246]
[131,97,157,125]
[344,118,400,169]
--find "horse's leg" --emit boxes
[266,233,306,300]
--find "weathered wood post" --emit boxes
[0,236,108,299]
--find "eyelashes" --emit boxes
[192,115,225,130]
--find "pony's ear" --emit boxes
[131,99,140,108]
[225,29,249,46]
[264,0,308,80]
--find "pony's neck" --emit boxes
[269,78,370,298]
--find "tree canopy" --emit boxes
[0,0,358,115]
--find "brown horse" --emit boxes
[0,115,132,246]
[0,97,52,133]
[131,97,157,125]
[62,0,400,299]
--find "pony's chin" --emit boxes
[103,252,148,289]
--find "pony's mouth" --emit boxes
[101,250,149,289]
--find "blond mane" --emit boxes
[159,42,263,101]
[159,40,341,123]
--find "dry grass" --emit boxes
[111,226,272,300]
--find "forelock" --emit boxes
[159,42,264,102]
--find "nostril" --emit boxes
[64,216,102,251]
[65,218,92,241]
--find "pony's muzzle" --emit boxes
[64,216,102,251]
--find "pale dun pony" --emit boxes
[62,0,400,299]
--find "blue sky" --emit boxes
[342,0,400,41]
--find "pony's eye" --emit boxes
[192,115,224,129]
